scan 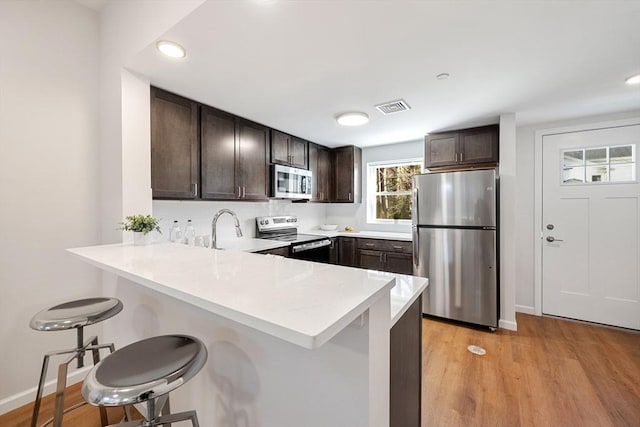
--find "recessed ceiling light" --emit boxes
[625,73,640,85]
[156,40,186,59]
[436,73,450,80]
[336,112,369,126]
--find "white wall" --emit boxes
[514,109,640,313]
[0,0,101,410]
[326,140,423,233]
[499,114,517,330]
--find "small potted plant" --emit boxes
[120,214,161,246]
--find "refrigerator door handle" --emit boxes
[412,187,419,226]
[412,226,419,267]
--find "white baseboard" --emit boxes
[498,318,518,331]
[515,304,536,315]
[0,367,90,416]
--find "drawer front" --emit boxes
[357,238,412,254]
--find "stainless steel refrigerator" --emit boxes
[412,169,498,328]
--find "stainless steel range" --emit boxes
[256,215,332,262]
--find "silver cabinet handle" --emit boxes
[365,243,375,247]
[460,152,463,162]
[348,192,352,201]
[192,183,197,196]
[242,186,246,198]
[546,236,563,243]
[237,186,241,199]
[392,245,403,250]
[379,252,384,262]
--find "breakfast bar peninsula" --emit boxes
[69,242,426,427]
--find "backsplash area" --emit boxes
[152,200,329,242]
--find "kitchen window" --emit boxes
[367,159,422,223]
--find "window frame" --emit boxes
[366,158,423,225]
[560,143,637,185]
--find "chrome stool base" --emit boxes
[82,335,207,427]
[32,331,114,427]
[30,298,123,427]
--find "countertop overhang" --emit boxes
[69,243,404,349]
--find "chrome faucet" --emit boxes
[211,209,243,249]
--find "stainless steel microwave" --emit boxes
[272,164,312,200]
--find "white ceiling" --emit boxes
[125,0,640,148]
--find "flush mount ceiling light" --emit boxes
[625,73,640,85]
[336,112,369,126]
[156,40,186,59]
[436,73,450,80]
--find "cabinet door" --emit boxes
[425,132,458,169]
[338,237,357,267]
[358,249,385,271]
[317,146,331,202]
[200,105,237,200]
[385,252,413,275]
[270,130,290,165]
[289,137,308,169]
[332,146,361,203]
[459,125,498,165]
[309,143,331,202]
[238,119,269,200]
[151,87,199,199]
[390,296,422,427]
[329,238,338,264]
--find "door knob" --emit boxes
[546,224,554,230]
[546,236,563,243]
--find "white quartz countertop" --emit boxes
[68,243,397,349]
[389,274,428,325]
[307,230,413,242]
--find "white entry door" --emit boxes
[542,124,640,330]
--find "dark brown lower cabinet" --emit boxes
[390,295,422,427]
[338,237,357,267]
[355,238,413,275]
[256,246,289,257]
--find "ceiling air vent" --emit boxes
[375,99,411,115]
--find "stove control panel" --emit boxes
[256,215,299,232]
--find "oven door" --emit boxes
[290,239,331,263]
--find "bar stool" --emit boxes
[30,297,124,427]
[82,334,207,427]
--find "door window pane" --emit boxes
[563,167,585,183]
[610,164,636,182]
[585,148,607,165]
[610,145,634,163]
[586,166,609,182]
[563,150,584,167]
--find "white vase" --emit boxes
[133,232,151,246]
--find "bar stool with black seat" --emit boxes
[82,334,208,427]
[30,297,124,427]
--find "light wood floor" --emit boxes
[0,382,139,427]
[422,313,640,427]
[2,313,638,426]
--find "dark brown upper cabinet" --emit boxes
[200,104,269,201]
[308,143,331,202]
[150,87,199,199]
[425,124,499,170]
[271,129,308,169]
[332,145,362,203]
[237,119,270,201]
